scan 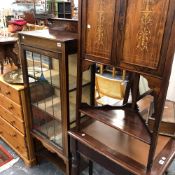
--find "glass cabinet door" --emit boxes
[68,55,91,124]
[25,51,63,148]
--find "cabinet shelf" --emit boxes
[79,105,151,144]
[33,116,63,147]
[69,120,174,174]
[32,95,76,122]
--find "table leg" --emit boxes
[0,47,5,74]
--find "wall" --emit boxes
[74,0,78,7]
[0,0,14,9]
[167,54,175,101]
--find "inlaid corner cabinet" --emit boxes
[69,0,175,175]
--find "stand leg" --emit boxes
[6,45,21,68]
[0,47,5,74]
[0,61,3,74]
[89,160,93,175]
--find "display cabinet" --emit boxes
[68,0,175,175]
[47,0,73,19]
[12,0,46,17]
[19,29,80,174]
[57,2,72,19]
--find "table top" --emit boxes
[0,65,24,91]
[0,37,18,44]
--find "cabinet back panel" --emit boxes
[84,0,116,61]
[122,0,170,69]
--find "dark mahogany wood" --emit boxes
[69,120,175,175]
[82,0,116,64]
[80,0,175,77]
[68,0,175,174]
[118,0,170,75]
[79,105,151,144]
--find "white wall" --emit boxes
[167,54,175,101]
[74,0,78,7]
[0,0,14,9]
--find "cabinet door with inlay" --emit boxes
[116,0,173,77]
[82,0,118,64]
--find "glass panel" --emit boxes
[26,51,63,148]
[68,54,91,124]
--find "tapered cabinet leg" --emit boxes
[70,137,80,175]
[65,159,70,175]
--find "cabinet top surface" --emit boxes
[0,37,18,44]
[19,29,78,43]
[0,74,24,91]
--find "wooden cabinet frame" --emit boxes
[19,30,77,174]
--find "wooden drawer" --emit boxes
[0,81,21,105]
[0,117,28,159]
[0,94,23,119]
[0,105,25,134]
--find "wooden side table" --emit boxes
[0,37,20,74]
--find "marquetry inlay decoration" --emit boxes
[94,0,105,50]
[136,0,158,52]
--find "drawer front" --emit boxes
[0,117,28,159]
[0,81,21,105]
[0,105,25,134]
[0,94,23,119]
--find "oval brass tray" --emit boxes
[3,69,35,85]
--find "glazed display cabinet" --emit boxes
[19,29,80,174]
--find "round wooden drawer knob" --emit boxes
[11,121,16,126]
[11,133,17,137]
[5,91,11,95]
[8,105,14,110]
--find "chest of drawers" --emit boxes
[0,71,36,166]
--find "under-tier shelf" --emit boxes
[79,105,151,144]
[69,120,174,175]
